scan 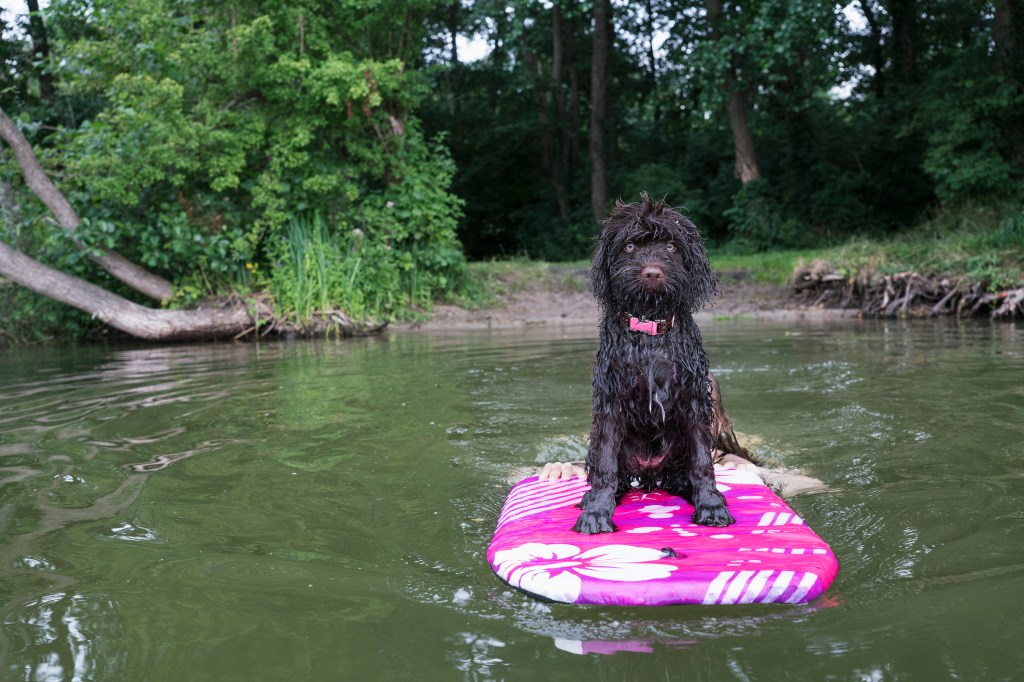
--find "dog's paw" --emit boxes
[572,511,617,534]
[692,504,735,528]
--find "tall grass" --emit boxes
[283,214,332,323]
[271,213,372,325]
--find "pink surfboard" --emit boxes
[488,467,838,605]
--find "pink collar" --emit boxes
[625,315,673,335]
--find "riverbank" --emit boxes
[4,209,1019,344]
[399,206,1024,332]
[398,261,858,332]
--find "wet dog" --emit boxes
[573,194,735,533]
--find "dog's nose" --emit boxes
[642,265,665,286]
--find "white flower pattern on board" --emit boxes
[638,504,680,519]
[493,543,677,602]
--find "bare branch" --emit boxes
[0,106,175,302]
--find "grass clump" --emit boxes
[452,258,590,309]
[817,204,1024,290]
[709,249,816,285]
[265,213,401,327]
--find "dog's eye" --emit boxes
[666,242,676,252]
[624,242,636,253]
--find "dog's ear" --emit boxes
[590,226,612,307]
[675,217,719,313]
[590,197,629,307]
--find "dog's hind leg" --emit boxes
[572,414,619,534]
[708,371,754,463]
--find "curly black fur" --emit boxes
[573,193,735,534]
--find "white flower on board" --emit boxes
[493,542,677,603]
[638,504,680,519]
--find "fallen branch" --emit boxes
[0,106,173,302]
[0,239,259,340]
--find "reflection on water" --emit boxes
[0,319,1022,679]
[6,591,127,681]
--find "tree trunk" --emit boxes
[644,0,660,120]
[551,4,571,222]
[590,0,611,222]
[519,42,556,202]
[727,86,761,184]
[0,107,174,303]
[25,0,54,101]
[705,0,762,185]
[449,2,459,64]
[0,239,256,341]
[567,4,582,164]
[889,0,916,83]
[993,0,1015,80]
[858,0,887,96]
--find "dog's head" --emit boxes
[591,193,717,316]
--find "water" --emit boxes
[1,319,1022,681]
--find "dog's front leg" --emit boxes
[573,414,619,534]
[688,425,735,527]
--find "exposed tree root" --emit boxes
[791,260,1023,320]
[262,309,389,339]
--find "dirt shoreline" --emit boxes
[397,270,858,332]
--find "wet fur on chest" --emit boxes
[597,326,710,482]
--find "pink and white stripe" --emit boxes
[701,569,822,604]
[496,478,589,531]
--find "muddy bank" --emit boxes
[399,268,857,332]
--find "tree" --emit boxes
[2,0,466,339]
[1,106,258,340]
[590,0,612,220]
[0,108,173,302]
[24,0,54,101]
[0,241,257,340]
[420,0,601,259]
[704,0,761,184]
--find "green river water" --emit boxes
[0,319,1022,681]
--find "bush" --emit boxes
[265,136,468,324]
[918,48,1023,205]
[724,180,811,252]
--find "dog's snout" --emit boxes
[641,264,665,287]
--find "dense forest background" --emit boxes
[1,1,1022,337]
[423,0,1023,258]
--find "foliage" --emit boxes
[266,214,392,323]
[420,0,1024,260]
[917,48,1023,205]
[265,144,466,325]
[723,180,811,252]
[2,0,466,336]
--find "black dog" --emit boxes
[572,194,736,534]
